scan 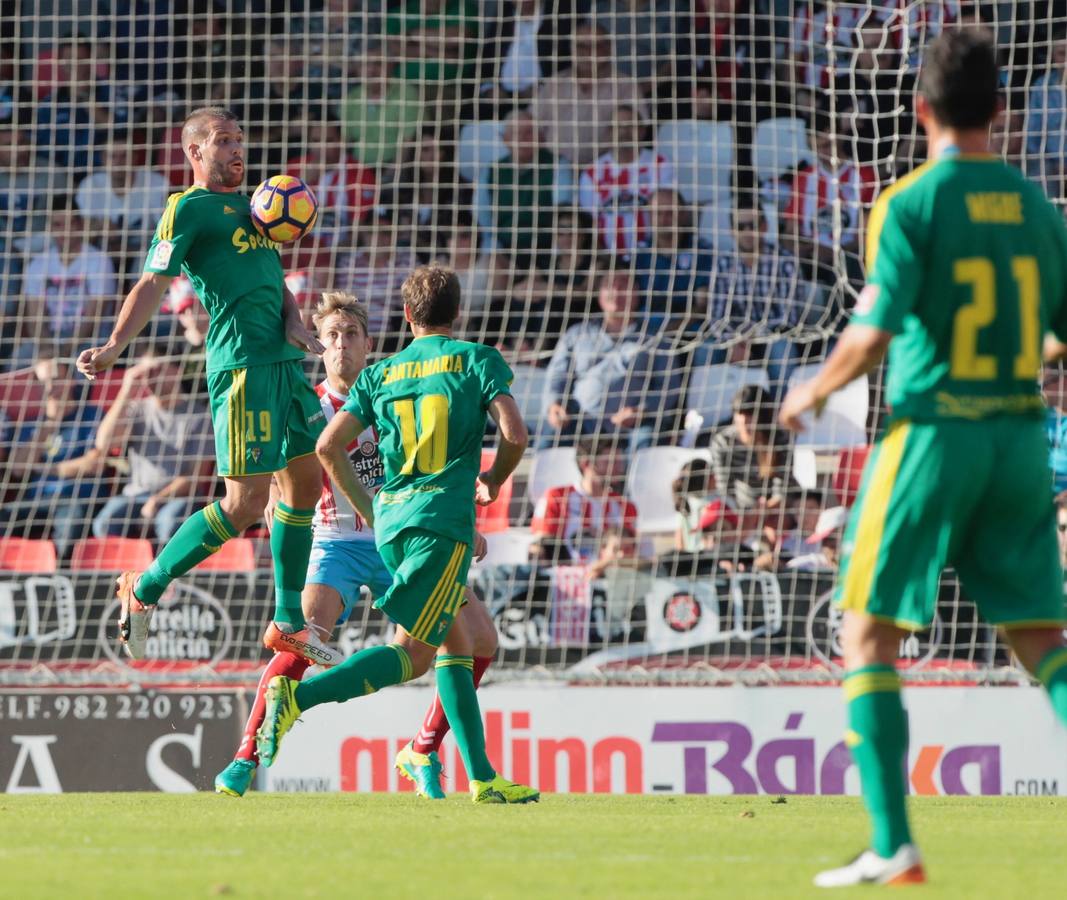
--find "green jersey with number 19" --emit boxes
[343,335,513,547]
[143,187,304,374]
[855,150,1067,423]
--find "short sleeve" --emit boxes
[475,345,514,407]
[854,193,924,335]
[143,194,197,276]
[342,367,377,429]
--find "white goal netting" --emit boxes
[0,1,1064,686]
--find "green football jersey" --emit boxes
[343,334,514,546]
[143,187,304,374]
[856,150,1067,422]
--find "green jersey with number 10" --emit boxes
[343,334,514,547]
[855,150,1067,423]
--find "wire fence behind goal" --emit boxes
[0,3,1064,686]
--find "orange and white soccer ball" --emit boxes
[250,175,318,243]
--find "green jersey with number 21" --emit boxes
[343,334,513,547]
[855,150,1067,423]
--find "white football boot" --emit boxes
[814,844,926,888]
[116,571,156,659]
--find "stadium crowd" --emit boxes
[1,1,1065,582]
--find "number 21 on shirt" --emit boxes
[951,255,1041,380]
[394,395,449,475]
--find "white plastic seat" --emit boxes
[625,446,712,533]
[526,447,581,505]
[476,528,538,567]
[457,120,508,183]
[793,447,818,490]
[753,117,813,183]
[788,365,869,448]
[655,120,734,204]
[686,364,770,428]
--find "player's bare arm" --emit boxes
[316,408,375,526]
[282,284,325,356]
[477,394,528,506]
[779,323,892,432]
[76,272,173,380]
[1043,333,1067,364]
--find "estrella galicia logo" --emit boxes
[99,581,234,668]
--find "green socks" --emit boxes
[270,503,315,629]
[295,643,413,709]
[135,502,239,605]
[435,655,495,782]
[1036,646,1067,725]
[844,665,912,859]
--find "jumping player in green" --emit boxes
[76,107,335,666]
[781,30,1067,887]
[257,265,539,803]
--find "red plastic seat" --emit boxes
[475,449,513,534]
[0,538,58,573]
[70,537,155,572]
[0,371,44,421]
[88,370,130,407]
[832,445,872,508]
[194,538,256,571]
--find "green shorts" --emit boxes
[835,417,1066,630]
[376,528,472,647]
[207,359,325,476]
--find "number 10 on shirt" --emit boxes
[395,395,449,475]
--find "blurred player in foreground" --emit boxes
[781,30,1067,887]
[215,292,499,798]
[76,106,329,665]
[259,266,538,803]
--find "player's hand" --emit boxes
[475,471,501,506]
[778,380,826,432]
[547,402,570,430]
[473,530,488,561]
[76,343,121,381]
[610,406,640,429]
[285,311,325,356]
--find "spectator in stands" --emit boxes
[298,0,384,101]
[694,496,743,553]
[386,0,480,86]
[341,43,422,170]
[0,353,105,558]
[785,503,847,572]
[91,356,214,544]
[74,130,170,279]
[1043,366,1067,495]
[16,196,118,368]
[543,270,683,451]
[334,207,418,353]
[396,124,472,262]
[671,456,725,552]
[710,384,797,517]
[533,19,648,166]
[579,104,673,253]
[540,206,599,331]
[1026,29,1067,199]
[447,224,509,339]
[710,192,817,396]
[477,0,575,117]
[780,104,876,284]
[33,36,104,171]
[479,108,573,267]
[530,434,646,566]
[992,98,1026,171]
[633,188,714,332]
[596,0,693,88]
[0,113,65,366]
[286,114,376,248]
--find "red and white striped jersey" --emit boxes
[578,149,674,253]
[783,160,877,250]
[312,380,385,543]
[531,484,639,563]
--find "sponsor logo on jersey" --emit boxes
[149,240,175,270]
[230,226,280,254]
[223,205,238,215]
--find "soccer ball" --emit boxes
[249,175,318,243]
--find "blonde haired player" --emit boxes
[216,292,499,798]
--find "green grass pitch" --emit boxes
[2,794,1063,898]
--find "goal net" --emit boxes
[0,1,1063,687]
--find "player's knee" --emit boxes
[221,484,271,531]
[840,612,901,669]
[1003,626,1065,674]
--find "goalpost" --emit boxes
[0,1,1063,687]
